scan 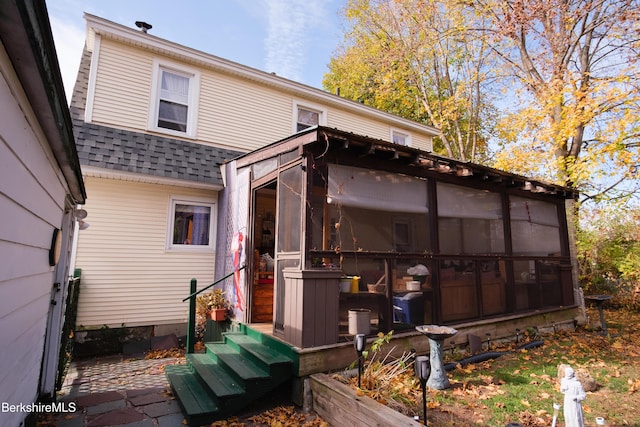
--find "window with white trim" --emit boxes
[167,197,215,250]
[149,62,199,137]
[391,129,411,146]
[294,101,326,132]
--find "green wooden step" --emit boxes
[186,353,245,398]
[224,333,293,367]
[165,364,219,426]
[205,343,270,381]
[240,324,299,372]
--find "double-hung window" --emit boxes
[294,101,326,132]
[150,61,199,137]
[167,197,216,251]
[391,129,411,146]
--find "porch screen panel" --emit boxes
[327,205,430,252]
[325,165,430,252]
[277,166,303,253]
[274,166,303,331]
[510,196,561,256]
[437,182,504,254]
[327,164,428,213]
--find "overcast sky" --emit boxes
[46,0,346,100]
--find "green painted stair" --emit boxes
[167,325,294,426]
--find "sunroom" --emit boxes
[216,126,580,352]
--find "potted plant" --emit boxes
[211,288,231,321]
[197,289,230,322]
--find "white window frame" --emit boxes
[149,60,200,138]
[293,100,327,133]
[391,128,412,146]
[166,196,216,252]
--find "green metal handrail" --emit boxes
[184,264,246,353]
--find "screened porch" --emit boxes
[225,126,578,349]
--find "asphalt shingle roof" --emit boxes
[73,120,241,185]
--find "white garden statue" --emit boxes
[560,366,586,427]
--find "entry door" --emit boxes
[250,183,276,323]
[39,209,74,399]
[273,165,304,333]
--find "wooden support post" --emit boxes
[187,278,197,354]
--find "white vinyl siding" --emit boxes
[0,47,69,427]
[74,178,218,327]
[198,72,292,151]
[327,107,431,151]
[88,38,434,153]
[90,40,153,130]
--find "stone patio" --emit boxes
[48,355,186,427]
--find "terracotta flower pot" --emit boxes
[210,308,227,321]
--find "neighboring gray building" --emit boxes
[0,1,86,425]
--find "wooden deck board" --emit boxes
[186,354,245,398]
[165,364,219,420]
[205,343,270,380]
[224,333,292,366]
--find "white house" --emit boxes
[67,13,584,424]
[69,13,439,342]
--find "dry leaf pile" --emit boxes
[144,347,186,359]
[336,307,640,426]
[210,405,327,427]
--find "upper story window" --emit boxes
[149,61,199,138]
[391,129,411,146]
[294,101,326,132]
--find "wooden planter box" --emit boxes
[310,373,421,426]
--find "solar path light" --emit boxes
[354,333,365,388]
[414,355,430,425]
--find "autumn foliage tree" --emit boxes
[323,0,497,162]
[578,203,640,306]
[326,0,640,201]
[479,0,640,200]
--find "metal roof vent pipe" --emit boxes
[135,21,152,33]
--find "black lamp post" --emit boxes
[414,355,431,425]
[354,333,365,388]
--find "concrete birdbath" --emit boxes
[585,294,613,335]
[416,325,458,389]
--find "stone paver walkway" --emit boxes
[50,355,187,427]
